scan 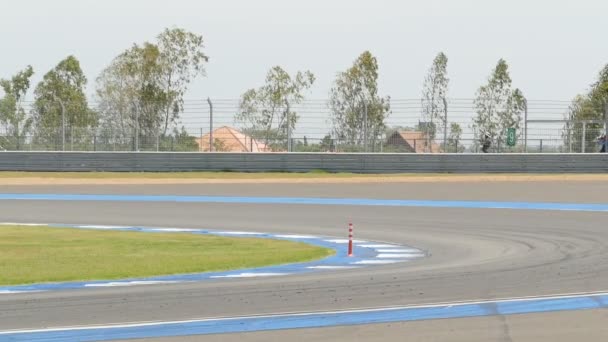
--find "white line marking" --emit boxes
[6,290,606,335]
[325,239,367,244]
[148,228,201,232]
[0,290,44,294]
[376,249,421,253]
[78,225,130,229]
[352,260,402,265]
[358,244,401,248]
[0,222,48,226]
[306,266,359,270]
[274,235,318,239]
[84,281,180,287]
[376,253,424,258]
[217,231,263,235]
[210,273,287,278]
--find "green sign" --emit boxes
[506,128,516,147]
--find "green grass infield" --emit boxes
[0,225,334,285]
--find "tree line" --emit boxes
[2,26,606,151]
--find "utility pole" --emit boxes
[207,98,213,152]
[442,97,448,153]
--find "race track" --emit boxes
[1,181,608,341]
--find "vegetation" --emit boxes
[0,66,35,150]
[563,64,608,152]
[329,51,391,151]
[472,59,526,149]
[236,66,315,147]
[421,52,449,145]
[0,225,332,285]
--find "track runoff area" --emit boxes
[0,176,607,341]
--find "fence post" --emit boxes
[286,101,292,152]
[568,122,572,153]
[207,98,213,152]
[523,98,528,153]
[540,139,543,153]
[443,97,448,153]
[605,101,608,153]
[582,122,586,153]
[94,135,97,152]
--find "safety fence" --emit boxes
[0,152,606,173]
[2,98,606,153]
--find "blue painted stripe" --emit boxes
[1,193,608,212]
[3,293,607,341]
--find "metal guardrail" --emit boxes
[0,152,607,173]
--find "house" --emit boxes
[195,126,270,152]
[385,130,441,153]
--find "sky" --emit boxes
[1,0,608,102]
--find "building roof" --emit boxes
[195,126,270,152]
[388,130,442,153]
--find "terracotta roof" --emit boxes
[195,126,270,152]
[389,131,441,153]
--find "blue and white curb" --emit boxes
[0,223,425,294]
[1,291,607,341]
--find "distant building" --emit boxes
[195,126,270,152]
[385,131,441,153]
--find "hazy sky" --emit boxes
[2,0,607,101]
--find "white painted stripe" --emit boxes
[210,273,286,278]
[148,228,201,232]
[352,260,402,265]
[3,291,608,335]
[376,248,421,253]
[78,225,130,229]
[217,231,263,235]
[306,266,359,270]
[358,244,401,248]
[325,239,367,244]
[0,222,48,226]
[84,281,180,287]
[376,253,423,258]
[274,235,318,239]
[0,290,44,294]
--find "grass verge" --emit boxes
[0,225,334,285]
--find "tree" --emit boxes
[0,66,35,150]
[329,51,390,151]
[236,66,315,149]
[421,52,449,151]
[96,28,208,149]
[563,64,608,152]
[157,28,208,135]
[446,123,465,153]
[32,56,97,148]
[96,43,166,149]
[472,59,525,149]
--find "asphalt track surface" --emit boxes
[1,181,608,341]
